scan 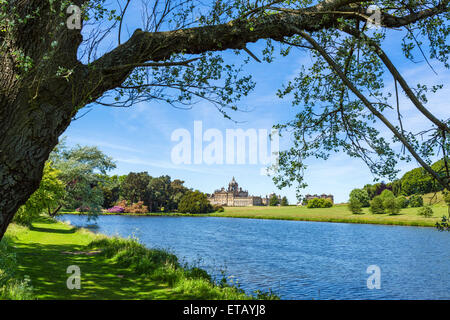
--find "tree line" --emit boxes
[360,159,447,199]
[13,142,214,225]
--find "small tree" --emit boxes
[348,198,363,214]
[269,194,280,206]
[379,189,395,202]
[395,196,409,209]
[383,197,401,215]
[212,204,224,212]
[409,195,424,208]
[178,191,213,214]
[418,206,434,218]
[280,196,289,206]
[349,189,370,207]
[370,196,385,214]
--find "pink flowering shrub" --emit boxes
[107,206,125,213]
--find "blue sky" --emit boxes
[63,6,449,204]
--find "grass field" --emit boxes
[3,218,266,300]
[208,203,449,227]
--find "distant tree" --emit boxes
[400,160,446,196]
[349,189,370,207]
[409,195,424,208]
[212,204,225,212]
[370,196,385,214]
[395,196,409,209]
[444,190,450,214]
[269,194,280,206]
[120,172,152,207]
[348,198,363,214]
[363,184,377,200]
[389,180,403,197]
[418,206,434,218]
[169,179,190,211]
[98,174,121,209]
[401,168,434,196]
[307,198,333,208]
[379,189,395,201]
[49,144,116,216]
[148,175,172,212]
[280,196,289,206]
[178,191,213,214]
[376,183,393,197]
[383,197,401,215]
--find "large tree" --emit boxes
[48,143,116,215]
[0,0,449,239]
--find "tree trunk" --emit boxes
[49,204,63,218]
[0,93,74,239]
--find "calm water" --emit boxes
[61,214,450,299]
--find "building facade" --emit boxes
[208,177,276,207]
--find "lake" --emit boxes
[60,214,450,299]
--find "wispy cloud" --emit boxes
[68,137,141,153]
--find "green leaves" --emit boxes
[13,162,66,226]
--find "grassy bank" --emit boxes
[1,217,275,300]
[209,204,448,227]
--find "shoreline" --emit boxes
[62,205,448,228]
[4,217,275,300]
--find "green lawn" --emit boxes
[4,218,254,300]
[209,204,448,227]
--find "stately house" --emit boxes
[207,177,279,207]
[304,194,334,204]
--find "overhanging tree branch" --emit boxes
[298,30,449,190]
[340,25,450,134]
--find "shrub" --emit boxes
[307,198,333,208]
[307,198,320,208]
[178,191,214,214]
[212,205,224,213]
[418,206,433,218]
[383,197,401,215]
[370,196,385,214]
[349,189,370,207]
[0,237,34,300]
[379,189,395,201]
[107,205,125,213]
[323,199,333,208]
[116,200,148,213]
[269,194,280,206]
[395,196,409,209]
[409,194,424,207]
[348,198,363,214]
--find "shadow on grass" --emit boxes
[11,241,192,300]
[29,226,76,234]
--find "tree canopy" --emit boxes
[0,0,449,238]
